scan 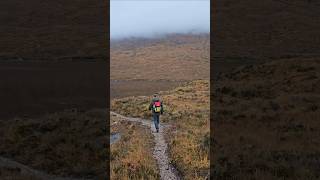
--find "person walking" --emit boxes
[148,93,163,133]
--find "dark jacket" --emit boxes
[148,97,163,115]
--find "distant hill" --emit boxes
[111,33,209,50]
[111,33,210,80]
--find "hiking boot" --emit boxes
[156,129,159,133]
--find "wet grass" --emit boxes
[111,116,159,180]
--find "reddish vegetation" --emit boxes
[111,33,209,81]
[110,33,210,101]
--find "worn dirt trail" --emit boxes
[110,111,180,180]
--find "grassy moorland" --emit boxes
[212,58,320,179]
[110,33,210,102]
[111,34,209,81]
[110,33,210,179]
[110,116,159,179]
[0,109,107,179]
[111,80,210,180]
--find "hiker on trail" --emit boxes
[148,94,163,133]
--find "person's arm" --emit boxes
[148,101,153,111]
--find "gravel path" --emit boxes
[111,111,180,180]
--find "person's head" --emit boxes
[153,93,158,98]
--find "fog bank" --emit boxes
[111,0,210,39]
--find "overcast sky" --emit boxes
[111,0,210,39]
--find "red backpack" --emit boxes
[153,101,161,113]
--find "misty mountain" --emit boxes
[111,33,210,50]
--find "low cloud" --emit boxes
[111,0,210,39]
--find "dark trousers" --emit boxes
[153,114,160,130]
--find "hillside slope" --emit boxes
[111,34,210,80]
[213,58,320,179]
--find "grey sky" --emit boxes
[111,0,210,39]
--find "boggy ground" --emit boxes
[111,80,210,180]
[212,58,320,179]
[110,79,186,99]
[0,109,107,179]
